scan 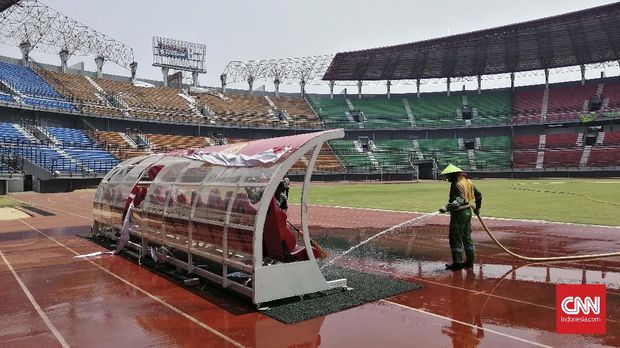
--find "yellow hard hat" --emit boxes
[440,164,463,175]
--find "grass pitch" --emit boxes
[290,179,620,226]
[0,197,20,207]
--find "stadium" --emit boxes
[0,0,619,346]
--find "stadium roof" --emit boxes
[0,0,19,13]
[323,2,620,81]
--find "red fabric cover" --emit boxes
[262,198,316,262]
[146,165,164,180]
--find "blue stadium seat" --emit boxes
[0,62,77,112]
[0,163,16,173]
[47,127,96,147]
[0,122,30,143]
[64,149,119,172]
[0,92,15,103]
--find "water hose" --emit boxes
[476,213,620,262]
[508,186,620,207]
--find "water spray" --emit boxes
[321,211,439,270]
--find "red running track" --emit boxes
[1,190,619,347]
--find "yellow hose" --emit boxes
[476,214,620,262]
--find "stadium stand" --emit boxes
[307,96,357,128]
[36,68,122,117]
[546,82,598,122]
[602,80,620,111]
[513,135,541,149]
[328,140,374,171]
[0,122,119,174]
[513,150,538,168]
[0,62,76,111]
[545,133,578,148]
[192,93,280,127]
[372,139,413,171]
[543,148,582,168]
[0,91,14,103]
[480,136,512,150]
[603,130,620,145]
[589,147,620,167]
[348,98,411,129]
[94,77,199,122]
[145,133,211,151]
[468,91,512,126]
[512,87,544,124]
[408,94,464,128]
[0,122,30,143]
[475,150,512,169]
[92,131,150,160]
[45,126,119,173]
[315,143,345,172]
[0,162,16,173]
[270,96,322,128]
[48,127,97,147]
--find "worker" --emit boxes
[283,175,290,198]
[275,180,288,211]
[438,164,482,270]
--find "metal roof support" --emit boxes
[247,75,254,95]
[59,48,69,73]
[95,55,105,79]
[544,68,549,89]
[0,0,134,70]
[300,77,306,98]
[477,75,482,95]
[19,40,31,65]
[220,73,227,93]
[580,64,586,86]
[446,77,451,97]
[192,71,199,87]
[329,80,335,99]
[130,62,138,82]
[416,78,421,98]
[357,80,362,100]
[510,72,515,91]
[161,66,169,87]
[274,78,280,97]
[386,80,391,99]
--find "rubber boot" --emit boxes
[446,251,463,270]
[445,263,463,271]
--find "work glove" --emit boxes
[473,208,480,216]
[439,207,447,214]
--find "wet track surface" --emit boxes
[1,190,619,347]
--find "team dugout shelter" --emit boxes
[93,130,347,305]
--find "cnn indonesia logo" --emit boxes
[556,284,606,334]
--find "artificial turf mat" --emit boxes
[260,266,422,324]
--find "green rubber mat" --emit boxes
[260,266,422,324]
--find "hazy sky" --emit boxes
[1,0,618,93]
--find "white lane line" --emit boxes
[0,251,70,348]
[381,299,551,348]
[17,219,246,348]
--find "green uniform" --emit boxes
[445,177,482,265]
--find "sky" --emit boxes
[1,0,619,93]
